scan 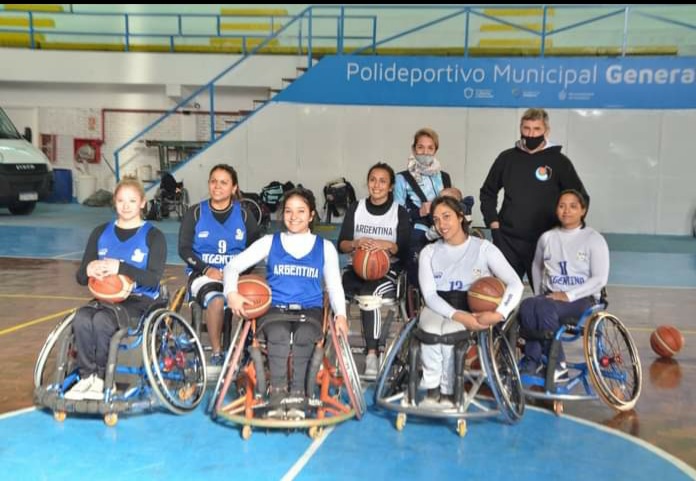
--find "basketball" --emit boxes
[467,276,506,313]
[237,274,272,319]
[650,325,684,358]
[88,274,134,303]
[352,248,390,281]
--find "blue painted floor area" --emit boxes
[2,396,694,481]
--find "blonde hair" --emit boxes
[412,127,439,151]
[114,175,146,201]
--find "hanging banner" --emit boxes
[275,56,696,109]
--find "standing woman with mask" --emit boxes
[394,127,453,287]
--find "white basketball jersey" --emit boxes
[429,237,492,292]
[353,199,399,243]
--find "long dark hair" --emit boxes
[430,195,470,235]
[209,163,240,200]
[281,186,317,231]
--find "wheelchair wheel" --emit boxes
[330,323,366,418]
[143,310,207,414]
[374,317,418,403]
[207,319,248,416]
[176,189,190,221]
[583,312,642,412]
[479,327,525,424]
[240,197,264,228]
[34,312,78,390]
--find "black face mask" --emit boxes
[522,134,545,151]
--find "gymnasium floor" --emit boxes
[1,203,695,480]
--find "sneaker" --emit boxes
[364,353,379,378]
[266,387,287,419]
[554,363,570,383]
[210,352,225,367]
[439,393,455,409]
[519,357,542,377]
[419,388,440,408]
[83,376,105,401]
[64,374,95,400]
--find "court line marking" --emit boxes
[0,406,35,420]
[0,308,75,336]
[540,407,696,479]
[0,294,88,301]
[51,251,83,259]
[280,425,335,481]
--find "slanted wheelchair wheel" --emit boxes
[143,310,207,414]
[207,319,248,416]
[330,323,366,418]
[583,312,642,411]
[479,327,525,423]
[374,317,418,403]
[176,189,190,221]
[34,311,78,391]
[240,197,264,228]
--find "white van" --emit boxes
[0,107,53,215]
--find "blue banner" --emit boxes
[275,56,696,109]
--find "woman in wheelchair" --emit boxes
[517,189,609,382]
[337,162,410,377]
[224,187,348,418]
[178,164,260,365]
[66,176,166,401]
[418,196,523,407]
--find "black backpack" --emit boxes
[323,177,356,223]
[260,180,294,212]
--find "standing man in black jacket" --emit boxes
[480,108,589,284]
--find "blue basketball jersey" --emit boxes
[266,233,324,309]
[97,221,159,299]
[189,200,247,274]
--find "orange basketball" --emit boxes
[467,276,506,313]
[650,325,684,358]
[88,274,134,303]
[352,248,390,281]
[237,274,272,319]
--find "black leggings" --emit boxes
[259,309,322,393]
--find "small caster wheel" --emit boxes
[395,413,406,431]
[104,413,118,427]
[457,419,467,437]
[241,425,252,440]
[178,384,195,401]
[553,400,564,416]
[53,411,66,423]
[308,426,323,439]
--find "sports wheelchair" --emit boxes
[146,172,190,221]
[33,290,207,426]
[209,301,366,440]
[374,314,524,437]
[511,292,642,415]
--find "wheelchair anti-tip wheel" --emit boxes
[143,310,207,414]
[583,312,642,411]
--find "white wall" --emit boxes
[180,103,696,236]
